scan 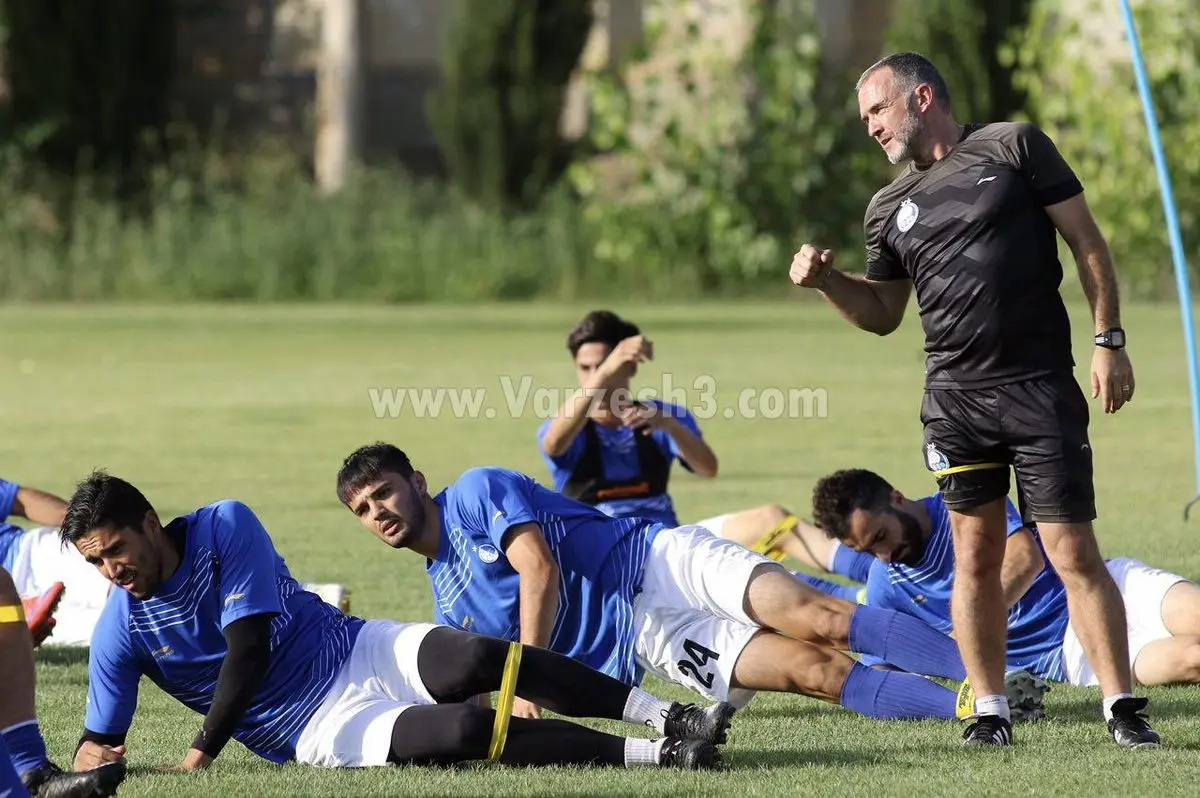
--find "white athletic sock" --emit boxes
[622,688,673,734]
[826,540,844,571]
[975,694,1011,721]
[623,737,665,767]
[1103,693,1134,721]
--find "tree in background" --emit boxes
[427,0,593,211]
[1008,0,1200,299]
[0,0,178,191]
[882,0,1032,123]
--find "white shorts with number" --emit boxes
[295,620,439,768]
[1061,558,1190,687]
[633,524,777,709]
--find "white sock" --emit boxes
[1103,693,1134,721]
[975,694,1011,721]
[623,737,665,767]
[826,540,844,571]
[622,688,673,734]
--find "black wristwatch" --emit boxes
[1095,328,1126,350]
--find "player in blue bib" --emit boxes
[536,310,878,585]
[60,471,732,778]
[336,442,1043,726]
[807,469,1200,720]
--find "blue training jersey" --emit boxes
[862,494,1069,680]
[536,400,702,527]
[0,479,23,572]
[84,500,365,764]
[427,466,661,684]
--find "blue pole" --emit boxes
[1116,0,1200,518]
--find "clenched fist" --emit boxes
[790,244,836,288]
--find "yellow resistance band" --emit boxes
[0,604,26,624]
[751,515,799,562]
[488,642,523,761]
[931,462,1007,478]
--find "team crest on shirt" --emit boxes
[477,544,500,564]
[925,443,949,472]
[896,199,920,232]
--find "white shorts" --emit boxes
[693,514,733,537]
[9,527,115,647]
[295,620,439,768]
[1061,558,1190,687]
[633,524,778,709]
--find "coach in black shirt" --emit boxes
[790,52,1161,750]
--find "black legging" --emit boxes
[386,627,637,766]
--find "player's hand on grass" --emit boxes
[156,748,213,774]
[1092,347,1135,414]
[598,335,653,383]
[790,244,836,288]
[74,741,126,772]
[511,697,542,720]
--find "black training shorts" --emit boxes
[919,372,1095,524]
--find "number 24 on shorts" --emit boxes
[677,638,720,689]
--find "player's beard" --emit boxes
[891,507,928,565]
[887,94,925,165]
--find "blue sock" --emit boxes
[792,572,862,603]
[839,661,957,719]
[848,605,967,681]
[2,720,49,777]
[0,733,29,798]
[831,543,876,583]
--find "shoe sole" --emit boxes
[1005,670,1050,724]
[706,702,736,745]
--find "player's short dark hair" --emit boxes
[336,442,415,505]
[811,468,895,541]
[566,310,640,358]
[856,51,951,110]
[60,470,155,546]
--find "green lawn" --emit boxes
[5,298,1200,796]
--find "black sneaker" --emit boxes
[1108,697,1161,749]
[961,714,1013,748]
[658,737,722,770]
[20,760,126,798]
[663,701,736,745]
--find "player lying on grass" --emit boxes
[2,475,350,648]
[808,468,1192,736]
[1,566,127,798]
[336,442,1043,725]
[536,309,878,583]
[60,471,730,776]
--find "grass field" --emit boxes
[5,297,1200,796]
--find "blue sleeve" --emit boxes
[863,561,902,612]
[536,420,585,477]
[1004,498,1026,537]
[452,468,540,552]
[210,501,284,629]
[0,480,18,522]
[84,609,142,735]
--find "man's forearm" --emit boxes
[818,270,899,335]
[664,421,717,477]
[13,486,67,527]
[1075,245,1121,332]
[518,567,560,649]
[192,615,272,760]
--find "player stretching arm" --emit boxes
[62,471,726,775]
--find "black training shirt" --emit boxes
[863,121,1084,389]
